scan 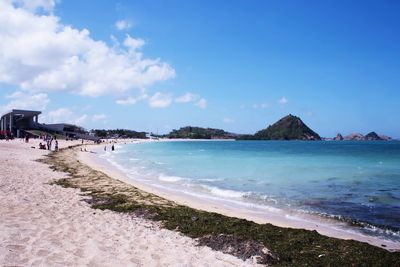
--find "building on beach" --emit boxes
[0,109,41,138]
[0,109,98,140]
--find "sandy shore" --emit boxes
[79,140,400,251]
[0,139,259,266]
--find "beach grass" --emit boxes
[40,146,400,266]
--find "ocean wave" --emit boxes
[159,174,184,182]
[111,149,126,154]
[243,193,279,205]
[304,211,400,241]
[201,185,249,199]
[197,178,223,182]
[106,158,131,174]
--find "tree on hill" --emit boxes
[166,126,235,139]
[91,129,147,139]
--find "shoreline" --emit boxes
[0,139,259,266]
[35,139,400,265]
[79,140,400,251]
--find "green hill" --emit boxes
[167,126,235,139]
[252,114,321,140]
[91,129,147,139]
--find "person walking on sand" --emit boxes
[112,144,115,151]
[104,146,107,151]
[55,140,58,151]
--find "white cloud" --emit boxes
[0,91,50,114]
[44,107,93,126]
[252,103,270,109]
[92,114,107,122]
[115,19,132,31]
[223,118,234,124]
[148,92,172,108]
[278,97,288,105]
[123,35,145,50]
[13,0,57,13]
[46,108,73,123]
[0,1,175,97]
[175,92,198,103]
[195,98,207,109]
[74,114,88,125]
[175,92,207,109]
[116,94,148,105]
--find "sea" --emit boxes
[100,140,400,242]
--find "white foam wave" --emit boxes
[159,174,184,182]
[198,178,223,182]
[202,185,248,199]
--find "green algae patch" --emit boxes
[41,146,400,266]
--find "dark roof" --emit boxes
[1,109,41,117]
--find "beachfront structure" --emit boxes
[40,123,90,139]
[0,109,98,140]
[0,109,41,138]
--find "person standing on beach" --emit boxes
[55,140,58,151]
[112,144,114,151]
[104,146,107,151]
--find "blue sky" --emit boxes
[0,0,399,137]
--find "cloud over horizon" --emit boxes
[42,107,107,127]
[148,92,172,108]
[175,92,207,109]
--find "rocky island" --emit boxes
[332,131,392,141]
[239,114,321,140]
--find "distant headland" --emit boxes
[160,114,393,141]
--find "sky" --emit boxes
[0,0,399,137]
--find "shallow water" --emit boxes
[102,140,400,241]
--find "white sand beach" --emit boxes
[0,139,259,266]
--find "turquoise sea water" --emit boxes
[103,141,400,241]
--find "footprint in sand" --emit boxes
[139,245,148,250]
[36,249,50,257]
[151,253,160,260]
[6,244,26,251]
[73,248,85,257]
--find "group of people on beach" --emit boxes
[39,134,58,151]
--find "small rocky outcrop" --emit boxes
[365,132,384,140]
[333,133,344,141]
[378,134,392,141]
[344,133,364,141]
